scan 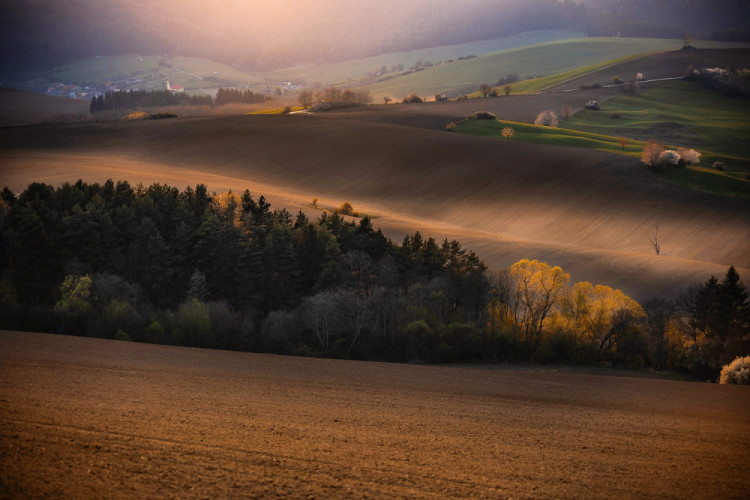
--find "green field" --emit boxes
[561,80,750,172]
[365,37,750,100]
[454,80,750,197]
[466,53,659,96]
[262,30,583,86]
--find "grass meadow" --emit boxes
[455,80,750,197]
[364,37,748,100]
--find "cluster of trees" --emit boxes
[89,90,213,113]
[1,180,746,379]
[297,87,372,110]
[214,88,268,106]
[683,66,750,97]
[641,141,701,169]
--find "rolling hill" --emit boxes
[0,88,89,125]
[362,38,750,99]
[2,108,748,300]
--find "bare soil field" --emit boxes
[0,88,89,126]
[1,331,748,498]
[2,111,748,300]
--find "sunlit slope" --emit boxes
[262,30,584,85]
[330,49,750,131]
[364,38,750,99]
[0,88,89,125]
[1,113,748,300]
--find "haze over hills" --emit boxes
[2,0,749,81]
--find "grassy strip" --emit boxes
[466,52,664,97]
[455,115,750,197]
[248,107,305,115]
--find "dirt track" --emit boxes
[1,331,749,498]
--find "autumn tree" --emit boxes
[501,127,515,139]
[480,84,492,97]
[618,137,629,151]
[510,259,570,347]
[641,139,665,167]
[504,85,512,96]
[561,105,573,120]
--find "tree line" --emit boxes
[89,89,214,113]
[89,88,270,114]
[0,180,746,379]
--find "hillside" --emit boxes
[2,111,748,300]
[0,88,89,125]
[362,38,750,99]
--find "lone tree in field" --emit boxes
[480,84,492,97]
[618,137,629,151]
[504,85,512,95]
[649,225,661,256]
[501,127,515,139]
[297,90,313,109]
[534,110,558,127]
[383,96,392,105]
[561,105,573,121]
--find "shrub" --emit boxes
[338,202,358,217]
[641,139,666,167]
[719,356,750,384]
[610,112,622,119]
[124,111,148,120]
[501,127,515,139]
[446,122,456,132]
[612,76,624,84]
[584,100,600,110]
[677,147,701,165]
[658,150,682,167]
[282,106,291,114]
[470,111,496,120]
[713,161,725,171]
[403,93,423,103]
[534,110,558,127]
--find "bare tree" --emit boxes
[383,96,392,104]
[297,90,313,109]
[480,83,492,97]
[650,225,661,255]
[504,85,512,96]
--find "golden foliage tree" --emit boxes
[501,127,515,139]
[510,259,570,346]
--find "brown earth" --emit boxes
[0,87,90,126]
[1,110,748,300]
[1,330,749,498]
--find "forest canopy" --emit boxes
[0,180,747,379]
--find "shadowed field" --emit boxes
[2,110,748,300]
[1,331,748,498]
[0,88,89,125]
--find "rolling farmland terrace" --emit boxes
[3,48,750,301]
[1,330,749,498]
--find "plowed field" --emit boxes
[1,331,748,498]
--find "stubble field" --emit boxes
[1,331,749,498]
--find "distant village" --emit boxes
[43,77,303,101]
